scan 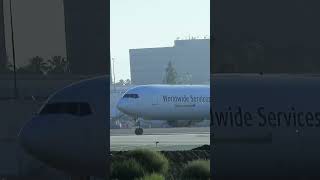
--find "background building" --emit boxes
[130,39,210,85]
[0,0,6,70]
[63,0,108,75]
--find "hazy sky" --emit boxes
[3,0,66,67]
[111,0,210,82]
[2,0,209,80]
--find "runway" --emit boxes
[110,127,210,151]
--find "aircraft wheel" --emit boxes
[135,128,143,135]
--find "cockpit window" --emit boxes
[39,102,92,116]
[123,94,139,98]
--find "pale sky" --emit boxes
[111,0,210,82]
[3,0,66,67]
[2,0,209,80]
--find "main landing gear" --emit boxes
[134,117,143,135]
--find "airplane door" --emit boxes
[152,94,160,106]
[150,94,163,118]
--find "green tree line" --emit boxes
[0,55,69,75]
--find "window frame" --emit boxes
[123,93,139,98]
[39,102,94,117]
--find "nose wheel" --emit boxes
[135,127,143,135]
[134,117,143,135]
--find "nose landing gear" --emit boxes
[134,117,143,135]
[135,127,143,135]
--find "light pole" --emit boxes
[9,0,18,99]
[112,58,116,90]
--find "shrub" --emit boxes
[137,173,165,180]
[111,158,145,180]
[180,160,210,180]
[127,149,169,175]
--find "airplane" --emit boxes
[18,76,108,178]
[116,84,210,135]
[18,74,320,179]
[211,74,320,179]
[110,107,124,120]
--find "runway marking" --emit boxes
[111,133,209,136]
[111,132,210,151]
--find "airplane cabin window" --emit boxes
[78,103,92,116]
[40,103,61,114]
[67,103,78,115]
[39,102,92,116]
[123,94,139,98]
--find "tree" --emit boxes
[116,79,125,86]
[47,56,69,74]
[0,61,13,74]
[124,79,131,85]
[18,56,48,74]
[163,61,177,84]
[177,72,192,84]
[6,61,13,71]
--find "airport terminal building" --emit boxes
[130,39,210,85]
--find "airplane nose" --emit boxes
[19,117,51,158]
[19,122,32,153]
[19,115,106,177]
[19,121,32,153]
[19,116,78,163]
[116,100,127,113]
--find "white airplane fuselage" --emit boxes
[20,74,320,178]
[116,85,210,120]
